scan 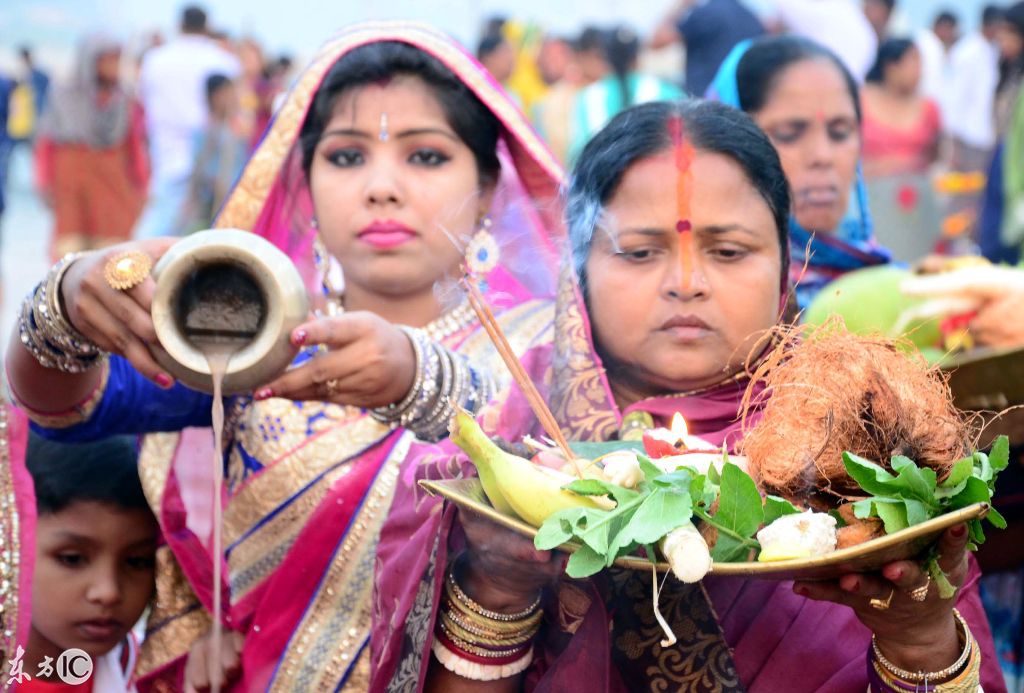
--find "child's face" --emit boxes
[31,501,158,660]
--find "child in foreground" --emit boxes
[15,433,158,692]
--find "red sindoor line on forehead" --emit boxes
[669,115,696,290]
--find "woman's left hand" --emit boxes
[793,524,969,673]
[255,311,416,408]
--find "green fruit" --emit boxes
[803,266,941,349]
[449,410,610,527]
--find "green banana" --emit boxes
[449,410,611,528]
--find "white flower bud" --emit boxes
[756,510,837,562]
[660,521,713,583]
[600,450,643,488]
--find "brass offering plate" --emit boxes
[419,478,989,581]
[942,344,1024,410]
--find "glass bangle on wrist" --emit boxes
[370,327,496,441]
[430,555,542,681]
[19,254,106,373]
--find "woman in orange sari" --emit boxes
[35,33,148,261]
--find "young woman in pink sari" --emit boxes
[6,23,563,691]
[369,101,1003,692]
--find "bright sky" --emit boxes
[0,0,992,78]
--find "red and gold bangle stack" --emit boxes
[869,609,982,692]
[430,564,543,681]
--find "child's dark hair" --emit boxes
[566,100,790,288]
[299,41,501,187]
[27,431,149,515]
[206,73,233,106]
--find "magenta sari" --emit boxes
[368,268,1004,692]
[0,404,34,678]
[127,22,564,692]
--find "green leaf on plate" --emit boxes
[714,462,764,539]
[763,495,802,526]
[565,543,607,578]
[843,452,900,496]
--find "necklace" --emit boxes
[422,301,477,343]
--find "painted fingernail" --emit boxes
[845,578,861,593]
[794,586,809,597]
[886,567,903,581]
[951,525,967,538]
[292,329,308,346]
[254,388,273,401]
[155,373,173,389]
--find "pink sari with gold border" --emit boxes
[132,22,565,692]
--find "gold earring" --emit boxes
[312,232,344,315]
[466,215,499,275]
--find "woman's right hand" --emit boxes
[183,627,245,693]
[456,509,564,613]
[60,238,179,387]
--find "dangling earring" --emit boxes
[312,221,344,316]
[465,214,499,275]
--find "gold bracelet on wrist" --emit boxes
[447,563,541,622]
[872,608,973,685]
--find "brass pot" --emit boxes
[150,229,310,395]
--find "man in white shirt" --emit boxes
[134,5,240,238]
[946,6,1002,170]
[767,0,878,81]
[916,10,959,126]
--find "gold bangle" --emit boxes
[436,620,531,660]
[444,584,543,634]
[442,599,540,641]
[440,609,539,648]
[447,566,541,622]
[872,609,973,684]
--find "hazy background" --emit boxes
[0,0,997,78]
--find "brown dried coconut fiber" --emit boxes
[740,321,971,498]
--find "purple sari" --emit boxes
[368,268,1003,692]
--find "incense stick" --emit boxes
[462,278,582,478]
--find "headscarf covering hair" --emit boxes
[707,37,890,308]
[37,32,130,148]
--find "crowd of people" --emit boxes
[1,1,1024,692]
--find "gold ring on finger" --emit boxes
[104,251,153,291]
[908,576,931,603]
[869,588,895,611]
[323,378,342,397]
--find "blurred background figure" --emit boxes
[477,31,516,89]
[861,37,943,261]
[568,25,682,162]
[34,33,148,260]
[916,9,959,121]
[862,38,941,178]
[947,6,1003,171]
[178,74,249,233]
[9,47,50,146]
[979,1,1024,264]
[0,71,13,236]
[939,5,1003,244]
[863,0,896,40]
[235,37,264,144]
[6,50,44,149]
[651,0,764,98]
[133,4,240,239]
[574,26,611,85]
[531,34,583,163]
[766,0,878,81]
